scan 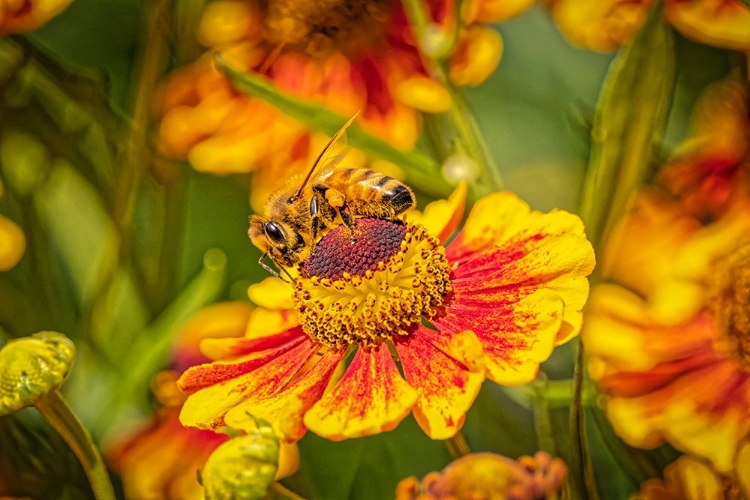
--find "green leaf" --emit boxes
[578,2,675,252]
[92,248,227,437]
[293,416,452,500]
[217,58,454,199]
[32,159,119,308]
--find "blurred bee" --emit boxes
[248,114,416,279]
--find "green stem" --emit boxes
[569,340,598,500]
[35,390,115,500]
[402,0,503,196]
[268,482,306,500]
[531,376,557,456]
[445,431,471,459]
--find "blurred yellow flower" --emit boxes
[395,451,568,500]
[632,449,750,500]
[548,0,750,52]
[0,215,25,271]
[177,185,594,442]
[155,0,516,209]
[0,0,73,33]
[107,302,298,500]
[584,82,750,474]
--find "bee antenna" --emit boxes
[293,111,360,200]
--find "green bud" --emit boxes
[0,332,75,415]
[203,419,280,500]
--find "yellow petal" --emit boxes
[177,302,253,352]
[450,26,503,87]
[405,181,467,243]
[665,0,750,51]
[396,328,485,439]
[464,0,535,23]
[0,215,25,271]
[247,277,295,310]
[393,76,452,113]
[482,289,564,385]
[550,0,647,51]
[304,346,418,440]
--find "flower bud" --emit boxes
[0,332,75,415]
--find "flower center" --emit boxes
[293,218,452,349]
[263,0,395,57]
[708,240,750,370]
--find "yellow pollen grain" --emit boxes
[293,224,451,349]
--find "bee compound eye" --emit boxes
[264,222,286,244]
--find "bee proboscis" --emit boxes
[248,114,416,280]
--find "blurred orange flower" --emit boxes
[548,0,750,52]
[0,0,73,33]
[155,0,519,209]
[655,76,749,220]
[177,184,595,442]
[107,302,298,500]
[584,79,750,473]
[395,451,568,500]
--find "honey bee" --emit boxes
[248,114,416,279]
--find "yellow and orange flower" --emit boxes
[107,302,298,500]
[584,82,750,477]
[0,0,74,33]
[548,0,750,52]
[633,448,750,500]
[655,76,749,220]
[177,184,595,442]
[395,451,568,500]
[156,0,520,209]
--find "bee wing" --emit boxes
[315,129,350,178]
[295,112,359,196]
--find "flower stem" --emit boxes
[402,0,503,197]
[35,390,115,500]
[531,376,557,456]
[569,340,597,500]
[445,431,471,459]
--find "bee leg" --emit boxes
[309,194,322,240]
[338,204,355,232]
[258,253,291,283]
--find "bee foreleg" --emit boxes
[258,253,291,283]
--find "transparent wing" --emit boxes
[294,111,359,196]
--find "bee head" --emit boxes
[248,215,307,267]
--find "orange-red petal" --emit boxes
[225,348,346,441]
[178,330,318,430]
[395,327,485,439]
[303,345,418,440]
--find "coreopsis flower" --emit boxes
[156,0,516,208]
[395,451,568,500]
[548,0,750,52]
[633,448,750,500]
[177,184,595,441]
[0,0,73,33]
[107,303,298,500]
